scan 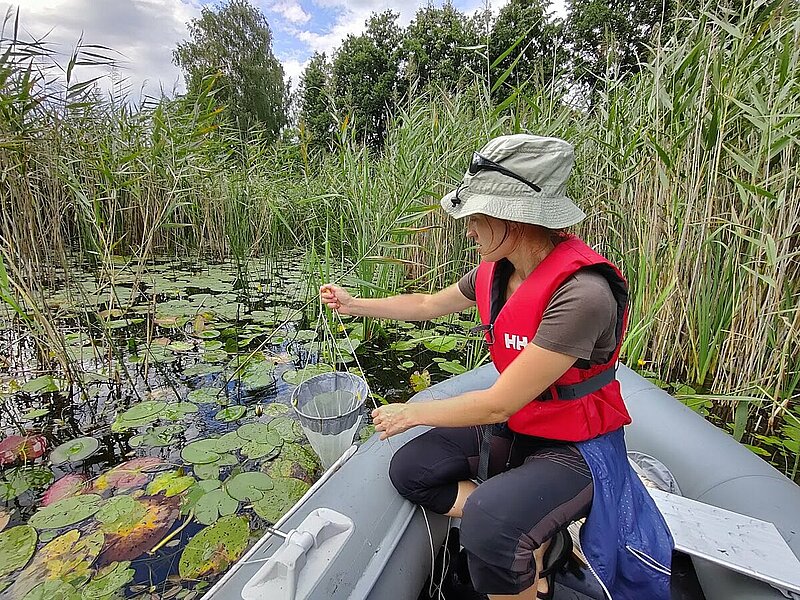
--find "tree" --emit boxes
[565,0,673,89]
[173,0,286,139]
[331,10,404,146]
[489,0,567,97]
[299,52,334,149]
[402,2,483,91]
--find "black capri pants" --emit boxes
[388,424,593,595]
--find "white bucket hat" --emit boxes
[441,134,585,229]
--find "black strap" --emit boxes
[538,366,617,401]
[476,424,493,484]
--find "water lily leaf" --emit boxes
[203,340,224,351]
[0,466,53,500]
[423,335,457,353]
[439,360,467,375]
[293,330,317,342]
[167,341,194,353]
[21,375,61,394]
[265,444,320,484]
[197,330,220,339]
[112,401,167,431]
[282,364,334,386]
[29,494,103,529]
[201,349,228,363]
[187,387,225,404]
[50,437,100,465]
[410,369,431,392]
[0,434,48,465]
[236,422,271,442]
[268,417,304,443]
[0,509,10,531]
[22,408,50,419]
[237,361,276,390]
[0,471,30,501]
[163,402,198,421]
[97,495,181,564]
[212,433,244,454]
[93,457,164,492]
[193,455,237,480]
[96,495,148,534]
[80,561,134,598]
[146,470,195,497]
[391,340,419,351]
[41,474,88,506]
[183,363,223,377]
[0,525,37,577]
[261,402,289,416]
[22,580,78,600]
[225,472,273,502]
[215,406,246,422]
[179,515,249,579]
[129,424,184,448]
[253,478,310,523]
[193,487,239,525]
[181,439,223,465]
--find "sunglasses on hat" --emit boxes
[452,152,542,206]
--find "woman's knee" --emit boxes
[388,445,425,501]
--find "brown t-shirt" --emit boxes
[458,265,617,364]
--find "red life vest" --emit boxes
[474,235,632,441]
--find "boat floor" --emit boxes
[419,531,705,600]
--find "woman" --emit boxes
[320,134,673,600]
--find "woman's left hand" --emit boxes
[371,404,418,440]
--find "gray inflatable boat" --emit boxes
[204,364,800,600]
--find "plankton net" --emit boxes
[291,371,368,469]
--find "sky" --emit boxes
[0,0,566,102]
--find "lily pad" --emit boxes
[282,364,334,386]
[212,432,245,454]
[187,387,226,404]
[29,494,103,530]
[41,473,88,506]
[20,375,61,394]
[93,457,164,492]
[183,363,223,377]
[179,515,249,579]
[253,477,310,523]
[162,402,198,421]
[215,406,246,422]
[186,480,239,525]
[225,472,273,502]
[80,561,134,598]
[22,580,78,600]
[0,525,37,577]
[22,408,50,419]
[0,466,53,500]
[146,470,195,497]
[264,443,320,484]
[237,361,276,390]
[269,417,304,443]
[423,335,458,353]
[96,495,148,534]
[192,453,238,480]
[439,359,468,375]
[129,424,184,448]
[97,495,181,565]
[167,341,194,353]
[0,434,48,465]
[181,439,223,465]
[112,401,167,431]
[261,402,289,416]
[50,437,100,465]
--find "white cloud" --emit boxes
[0,0,200,101]
[269,0,311,24]
[282,57,308,86]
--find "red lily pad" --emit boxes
[92,457,164,492]
[97,494,181,565]
[0,435,47,465]
[41,473,88,506]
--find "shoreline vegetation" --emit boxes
[1,0,798,486]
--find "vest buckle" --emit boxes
[468,323,495,346]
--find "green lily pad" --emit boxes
[20,375,61,394]
[129,424,184,448]
[181,439,223,465]
[203,340,224,351]
[146,470,196,497]
[167,341,194,353]
[198,330,220,339]
[0,525,37,577]
[391,340,420,351]
[183,363,224,377]
[0,466,54,500]
[163,402,199,421]
[215,406,246,422]
[179,515,249,578]
[265,444,320,484]
[22,580,78,600]
[96,495,148,534]
[50,437,100,465]
[269,417,304,443]
[29,494,103,530]
[237,361,276,390]
[187,480,239,525]
[236,423,283,458]
[80,561,134,598]
[187,387,226,404]
[261,402,289,416]
[253,477,310,523]
[439,360,468,375]
[192,453,238,480]
[112,401,168,431]
[213,432,245,454]
[293,330,317,342]
[225,471,273,502]
[202,349,228,363]
[423,335,458,353]
[21,408,50,419]
[282,363,334,386]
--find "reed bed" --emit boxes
[1,2,797,470]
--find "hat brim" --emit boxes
[440,188,586,230]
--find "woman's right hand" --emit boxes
[320,283,356,315]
